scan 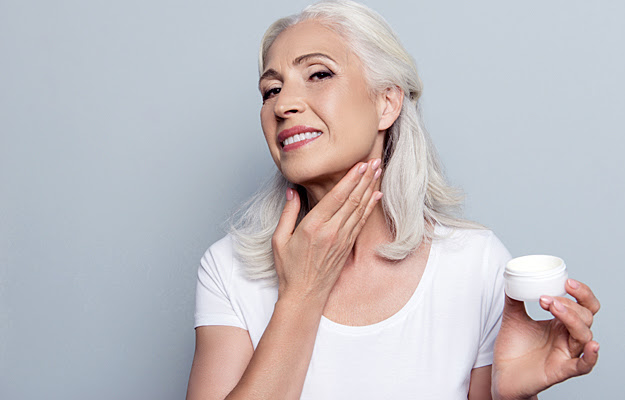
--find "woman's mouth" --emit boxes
[280,132,321,147]
[280,131,323,152]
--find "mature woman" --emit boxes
[187,1,600,399]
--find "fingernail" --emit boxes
[374,192,383,201]
[540,296,553,305]
[374,168,382,180]
[553,299,566,313]
[594,343,600,353]
[568,279,580,289]
[286,188,294,201]
[358,163,368,174]
[372,158,382,170]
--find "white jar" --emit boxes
[504,255,568,302]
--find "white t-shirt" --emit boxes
[195,225,511,399]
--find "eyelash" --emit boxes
[310,70,333,80]
[262,87,281,101]
[262,69,334,102]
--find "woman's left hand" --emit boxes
[492,279,600,400]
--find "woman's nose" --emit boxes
[273,86,306,118]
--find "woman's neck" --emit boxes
[302,181,390,264]
[303,173,346,207]
[348,204,392,264]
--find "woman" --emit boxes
[187,1,600,399]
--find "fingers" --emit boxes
[547,296,594,328]
[345,188,383,241]
[273,188,301,245]
[540,296,594,347]
[538,278,600,329]
[336,159,382,227]
[314,161,374,220]
[537,279,599,329]
[315,159,381,221]
[561,340,600,378]
[566,279,601,315]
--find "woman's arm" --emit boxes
[469,365,492,400]
[186,326,253,400]
[224,293,327,399]
[187,160,383,400]
[186,295,325,400]
[469,366,538,400]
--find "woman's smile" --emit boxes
[277,125,324,152]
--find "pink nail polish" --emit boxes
[286,188,294,201]
[372,158,382,170]
[374,169,382,180]
[374,192,383,201]
[358,163,368,174]
[568,279,580,289]
[553,299,566,313]
[540,296,553,305]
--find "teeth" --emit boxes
[282,131,322,147]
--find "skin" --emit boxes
[492,281,601,400]
[259,21,394,204]
[186,20,600,400]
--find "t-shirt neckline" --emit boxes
[319,225,441,335]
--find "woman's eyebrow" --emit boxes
[259,53,336,88]
[293,52,336,65]
[259,69,281,88]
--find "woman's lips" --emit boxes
[282,132,322,152]
[277,125,320,143]
[278,125,324,152]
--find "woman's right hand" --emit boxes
[189,160,382,400]
[271,158,383,306]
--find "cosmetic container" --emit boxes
[504,255,568,302]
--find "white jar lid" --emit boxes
[505,255,566,278]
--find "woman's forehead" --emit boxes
[264,20,351,69]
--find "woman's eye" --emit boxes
[310,71,333,80]
[262,87,281,101]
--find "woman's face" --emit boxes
[259,20,386,187]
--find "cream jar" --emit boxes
[504,255,568,302]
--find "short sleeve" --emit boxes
[194,241,246,330]
[473,233,511,368]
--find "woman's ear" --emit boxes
[377,86,404,131]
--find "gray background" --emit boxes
[1,0,623,398]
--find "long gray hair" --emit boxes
[229,0,482,280]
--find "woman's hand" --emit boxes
[272,159,383,306]
[492,279,600,400]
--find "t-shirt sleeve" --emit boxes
[473,232,511,368]
[194,242,246,330]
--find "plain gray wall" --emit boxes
[1,0,623,398]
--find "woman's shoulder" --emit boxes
[204,234,235,257]
[198,234,237,281]
[435,224,502,247]
[434,224,512,268]
[200,234,277,288]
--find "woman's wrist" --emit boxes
[492,391,538,400]
[276,289,328,319]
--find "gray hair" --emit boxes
[229,0,483,280]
